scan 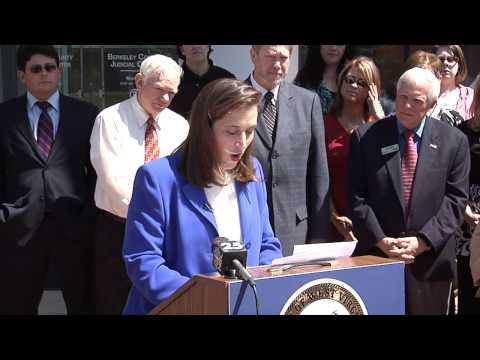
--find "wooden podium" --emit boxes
[149,255,405,315]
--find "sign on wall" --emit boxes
[104,48,157,94]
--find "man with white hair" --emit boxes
[90,54,189,314]
[347,67,470,314]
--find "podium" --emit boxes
[149,255,405,315]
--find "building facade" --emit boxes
[1,45,479,108]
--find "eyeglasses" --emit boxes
[344,75,368,88]
[29,63,58,74]
[438,56,458,65]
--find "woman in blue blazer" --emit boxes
[122,79,283,314]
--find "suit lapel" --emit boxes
[410,117,438,213]
[235,181,253,248]
[255,109,273,149]
[181,182,218,233]
[382,116,405,214]
[47,94,67,161]
[14,95,47,163]
[274,82,294,147]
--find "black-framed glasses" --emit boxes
[29,63,58,74]
[344,75,368,88]
[438,55,458,65]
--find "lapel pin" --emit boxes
[429,144,438,149]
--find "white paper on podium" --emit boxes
[271,241,357,266]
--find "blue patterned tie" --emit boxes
[36,101,54,157]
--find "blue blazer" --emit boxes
[122,154,282,314]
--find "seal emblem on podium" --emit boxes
[281,278,368,315]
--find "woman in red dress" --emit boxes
[325,56,384,241]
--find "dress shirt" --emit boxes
[90,95,189,218]
[26,90,60,140]
[204,182,243,243]
[396,117,426,156]
[249,73,279,111]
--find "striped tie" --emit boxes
[263,91,277,137]
[36,101,54,157]
[144,116,160,163]
[401,130,418,218]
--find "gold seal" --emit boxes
[283,280,366,315]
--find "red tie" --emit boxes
[401,129,418,218]
[144,117,160,163]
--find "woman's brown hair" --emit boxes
[175,78,261,187]
[433,45,468,84]
[331,56,382,120]
[406,50,442,79]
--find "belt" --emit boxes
[99,209,126,224]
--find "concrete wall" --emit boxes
[210,45,299,83]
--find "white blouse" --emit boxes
[204,182,243,243]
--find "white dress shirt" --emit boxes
[249,73,280,110]
[90,95,189,218]
[204,182,243,243]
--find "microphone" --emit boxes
[212,237,255,286]
[212,237,261,314]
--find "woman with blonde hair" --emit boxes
[325,56,384,241]
[406,50,443,79]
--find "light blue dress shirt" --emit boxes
[396,117,426,157]
[26,90,60,140]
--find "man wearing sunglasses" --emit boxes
[0,45,99,314]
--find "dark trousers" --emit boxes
[457,255,480,314]
[0,213,95,314]
[94,209,131,314]
[405,265,451,315]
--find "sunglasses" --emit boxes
[344,75,368,88]
[29,63,58,74]
[438,56,457,65]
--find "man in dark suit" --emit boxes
[0,45,99,314]
[348,67,470,314]
[247,45,330,256]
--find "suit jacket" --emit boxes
[348,115,470,281]
[122,154,282,314]
[248,79,330,256]
[0,93,99,246]
[470,225,480,286]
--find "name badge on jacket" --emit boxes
[381,144,400,155]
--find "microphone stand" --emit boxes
[232,259,261,315]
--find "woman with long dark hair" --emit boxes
[294,45,353,115]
